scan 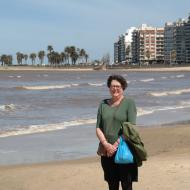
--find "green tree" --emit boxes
[16,52,24,65]
[1,54,7,66]
[30,53,37,65]
[47,45,53,53]
[64,46,71,65]
[24,54,28,65]
[79,49,86,64]
[0,54,13,66]
[85,53,89,64]
[38,50,45,65]
[69,46,79,65]
[7,55,13,65]
[60,52,66,65]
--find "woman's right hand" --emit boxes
[104,142,117,157]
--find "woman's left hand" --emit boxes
[107,139,120,157]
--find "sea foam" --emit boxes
[16,84,73,90]
[149,88,190,97]
[0,104,15,111]
[140,78,155,82]
[0,119,96,138]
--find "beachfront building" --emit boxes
[164,13,190,65]
[164,22,175,64]
[114,27,136,64]
[131,24,164,65]
[185,14,190,64]
[114,42,119,64]
[174,19,186,64]
[125,27,136,64]
[114,34,125,64]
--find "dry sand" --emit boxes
[0,124,190,190]
[1,65,190,72]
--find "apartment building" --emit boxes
[114,34,125,64]
[132,24,164,65]
[125,27,136,64]
[114,27,135,64]
[164,22,175,64]
[164,13,190,64]
[185,14,190,64]
[174,19,186,64]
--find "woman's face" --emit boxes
[109,80,124,99]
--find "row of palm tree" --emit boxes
[0,55,13,66]
[46,45,89,66]
[0,45,89,66]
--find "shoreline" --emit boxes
[1,65,190,72]
[0,124,189,190]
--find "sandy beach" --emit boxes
[0,124,189,190]
[1,65,190,72]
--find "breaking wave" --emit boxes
[140,78,155,82]
[88,82,105,86]
[0,104,15,111]
[15,82,105,90]
[137,104,190,117]
[1,102,190,138]
[16,84,73,90]
[149,88,190,97]
[0,119,96,138]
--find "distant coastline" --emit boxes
[1,65,190,72]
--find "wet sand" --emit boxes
[0,124,189,190]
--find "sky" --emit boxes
[0,0,190,63]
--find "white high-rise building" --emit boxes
[125,27,136,64]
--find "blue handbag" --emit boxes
[114,136,134,164]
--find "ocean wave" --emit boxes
[179,100,190,105]
[137,108,154,116]
[0,119,96,138]
[149,88,190,97]
[140,78,154,82]
[0,104,15,111]
[176,74,184,78]
[88,82,105,87]
[15,82,104,90]
[137,104,190,117]
[16,84,73,90]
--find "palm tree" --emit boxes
[60,52,66,65]
[85,53,89,65]
[7,55,13,65]
[47,45,54,65]
[30,53,37,65]
[54,52,61,67]
[69,46,79,65]
[1,54,7,66]
[47,45,53,53]
[64,46,71,65]
[38,50,45,65]
[24,54,28,65]
[79,49,86,65]
[0,55,13,66]
[16,52,24,65]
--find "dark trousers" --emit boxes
[108,180,132,190]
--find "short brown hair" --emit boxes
[107,75,127,90]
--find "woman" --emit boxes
[96,74,137,190]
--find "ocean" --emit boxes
[0,70,190,165]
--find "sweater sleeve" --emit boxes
[96,103,103,129]
[127,99,137,125]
